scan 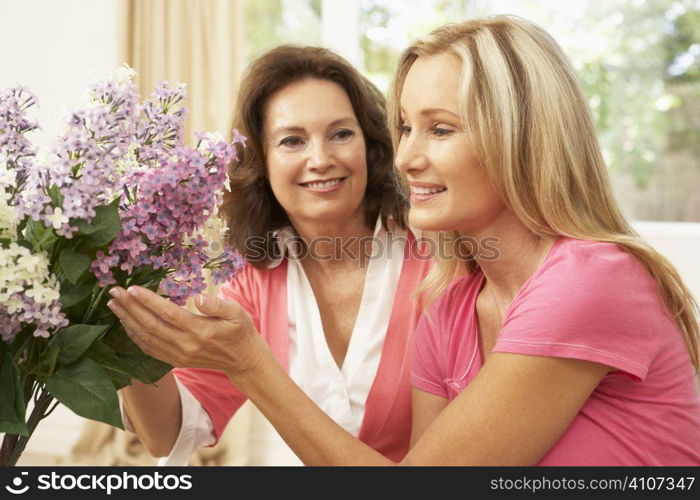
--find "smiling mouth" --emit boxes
[298,177,346,189]
[411,186,447,195]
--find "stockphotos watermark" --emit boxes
[233,232,501,265]
[4,470,192,496]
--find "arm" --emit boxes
[107,286,609,465]
[410,388,447,447]
[231,347,608,465]
[119,372,182,457]
[120,374,217,463]
[404,353,609,465]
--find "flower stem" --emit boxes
[0,434,19,466]
[82,285,110,324]
[0,388,54,466]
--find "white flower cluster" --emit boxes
[113,142,145,180]
[196,130,225,150]
[0,243,68,342]
[0,158,17,188]
[0,188,19,240]
[84,64,138,101]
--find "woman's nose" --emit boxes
[307,140,333,171]
[395,135,428,174]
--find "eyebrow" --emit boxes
[399,107,461,119]
[270,117,358,136]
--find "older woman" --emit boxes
[116,45,432,465]
[111,17,700,465]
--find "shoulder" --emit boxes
[546,237,639,271]
[551,237,648,273]
[426,271,484,326]
[499,238,672,380]
[522,238,658,306]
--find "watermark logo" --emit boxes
[238,231,501,265]
[5,472,29,495]
[3,471,193,496]
[36,471,192,494]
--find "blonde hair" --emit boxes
[388,15,699,371]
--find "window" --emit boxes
[244,0,700,223]
[358,0,700,222]
[243,0,322,61]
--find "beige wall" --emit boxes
[0,0,122,151]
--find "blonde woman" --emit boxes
[108,16,700,465]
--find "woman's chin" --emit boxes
[408,211,449,233]
[293,205,361,227]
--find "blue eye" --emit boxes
[399,124,411,136]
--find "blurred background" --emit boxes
[1,0,699,465]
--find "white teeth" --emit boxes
[303,178,342,189]
[411,186,446,195]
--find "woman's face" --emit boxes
[396,52,504,235]
[263,78,367,230]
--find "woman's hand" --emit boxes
[106,286,264,376]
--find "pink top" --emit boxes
[174,231,433,462]
[412,237,700,465]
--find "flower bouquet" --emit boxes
[0,67,245,466]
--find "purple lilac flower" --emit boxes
[209,246,245,286]
[231,129,247,147]
[93,128,246,303]
[2,74,246,345]
[8,76,141,237]
[134,82,188,164]
[0,87,39,207]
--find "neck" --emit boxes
[466,209,555,301]
[290,210,375,272]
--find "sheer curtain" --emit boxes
[67,0,253,467]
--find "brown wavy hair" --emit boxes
[221,45,407,268]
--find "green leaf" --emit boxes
[104,325,143,355]
[50,324,110,365]
[27,219,58,251]
[119,353,172,384]
[33,343,60,377]
[75,199,121,248]
[103,326,172,384]
[0,351,29,436]
[60,281,95,309]
[59,249,92,284]
[45,358,123,429]
[49,185,64,207]
[8,329,31,360]
[16,214,29,234]
[88,341,136,390]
